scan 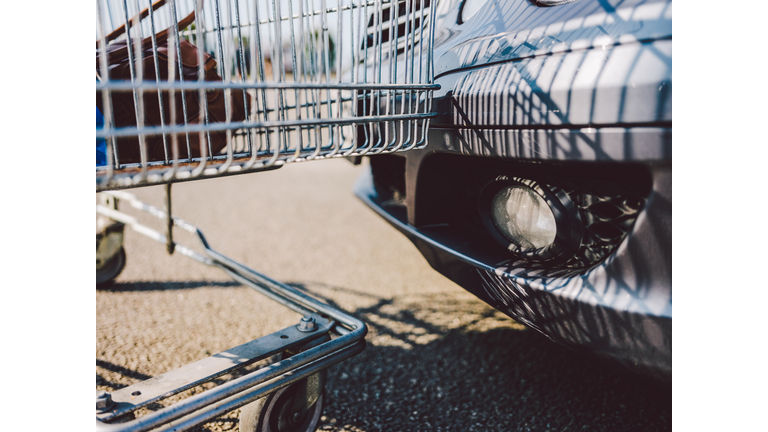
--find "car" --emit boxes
[354,0,672,382]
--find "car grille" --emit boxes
[361,0,431,59]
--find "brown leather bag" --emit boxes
[96,0,248,164]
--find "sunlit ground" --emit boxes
[97,159,670,432]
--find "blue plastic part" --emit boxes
[97,106,107,167]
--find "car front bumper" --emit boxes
[354,148,671,382]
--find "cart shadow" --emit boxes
[99,280,242,292]
[96,282,671,432]
[288,283,671,432]
[97,359,152,385]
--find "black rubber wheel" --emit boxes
[97,247,126,288]
[241,334,330,432]
[239,383,324,432]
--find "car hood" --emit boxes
[433,0,672,78]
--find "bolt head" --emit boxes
[96,391,113,412]
[297,316,317,332]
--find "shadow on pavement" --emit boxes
[98,281,242,292]
[292,284,671,432]
[97,282,671,432]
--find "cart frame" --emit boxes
[96,0,437,428]
[96,191,367,432]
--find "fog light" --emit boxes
[491,185,557,250]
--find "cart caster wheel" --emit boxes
[97,247,126,288]
[97,219,125,288]
[239,381,325,432]
[241,334,330,432]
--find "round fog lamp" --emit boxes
[491,185,557,250]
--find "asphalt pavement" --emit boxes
[96,158,671,432]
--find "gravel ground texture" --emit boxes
[96,158,671,432]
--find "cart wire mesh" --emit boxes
[96,0,438,190]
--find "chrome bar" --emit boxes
[96,315,333,421]
[95,191,367,432]
[96,341,365,432]
[97,111,437,139]
[97,81,440,90]
[146,341,365,432]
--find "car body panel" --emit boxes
[437,39,671,127]
[432,0,672,79]
[354,159,671,381]
[356,0,672,382]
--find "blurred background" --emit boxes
[97,0,371,81]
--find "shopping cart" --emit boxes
[95,0,437,430]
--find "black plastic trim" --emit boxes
[354,167,671,382]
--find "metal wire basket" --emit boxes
[96,0,437,190]
[95,1,437,429]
